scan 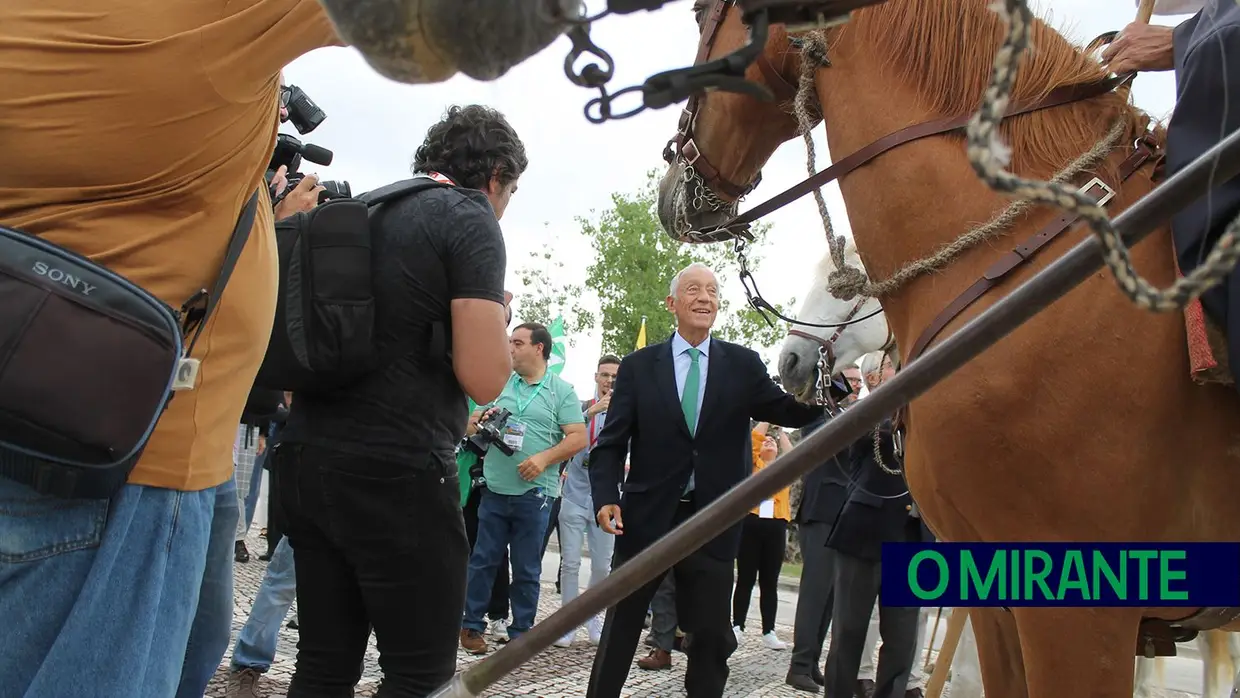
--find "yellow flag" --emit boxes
[635,316,647,350]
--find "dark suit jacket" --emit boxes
[589,336,823,561]
[827,419,934,562]
[795,413,856,528]
[1167,2,1240,381]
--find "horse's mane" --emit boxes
[836,1,1163,182]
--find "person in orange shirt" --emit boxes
[0,3,347,697]
[731,422,795,651]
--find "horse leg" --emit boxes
[970,607,1028,698]
[1201,630,1238,698]
[951,613,985,698]
[1132,654,1160,698]
[1011,608,1142,698]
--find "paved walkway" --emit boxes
[207,531,1204,697]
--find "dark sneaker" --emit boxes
[234,540,250,563]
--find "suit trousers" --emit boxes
[587,502,738,698]
[823,551,918,698]
[646,573,679,652]
[788,521,836,677]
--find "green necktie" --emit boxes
[681,347,701,436]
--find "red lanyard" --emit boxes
[425,171,456,186]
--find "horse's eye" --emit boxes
[693,0,708,26]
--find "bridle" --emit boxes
[789,297,894,369]
[661,0,799,204]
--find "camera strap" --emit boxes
[179,189,260,357]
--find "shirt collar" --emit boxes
[671,331,711,358]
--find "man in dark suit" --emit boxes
[823,357,935,698]
[586,262,845,698]
[784,407,858,692]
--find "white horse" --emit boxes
[777,239,893,392]
[780,244,1240,698]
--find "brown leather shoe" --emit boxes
[636,648,673,671]
[855,678,876,698]
[460,629,489,655]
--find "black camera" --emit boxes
[280,84,326,135]
[266,134,350,205]
[268,133,333,178]
[464,408,516,458]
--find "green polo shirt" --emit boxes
[482,370,583,497]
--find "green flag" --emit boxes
[548,316,567,375]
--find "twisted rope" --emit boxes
[792,30,1131,304]
[971,0,1240,313]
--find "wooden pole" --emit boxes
[1118,0,1157,101]
[1136,0,1156,24]
[925,608,970,698]
[924,607,945,673]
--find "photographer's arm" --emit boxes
[446,199,511,404]
[518,423,586,480]
[315,0,573,84]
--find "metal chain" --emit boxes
[971,0,1240,312]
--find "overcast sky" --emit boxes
[284,0,1188,396]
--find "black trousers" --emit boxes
[732,514,787,634]
[823,552,918,698]
[587,501,738,698]
[463,484,510,621]
[276,444,469,698]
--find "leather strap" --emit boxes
[669,0,799,200]
[892,137,1158,430]
[715,73,1136,228]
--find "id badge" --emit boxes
[502,422,526,452]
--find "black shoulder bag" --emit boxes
[0,191,260,499]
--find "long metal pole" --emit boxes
[428,128,1240,697]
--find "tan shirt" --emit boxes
[0,0,341,490]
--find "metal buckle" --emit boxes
[681,139,702,167]
[1078,176,1116,208]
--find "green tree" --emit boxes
[581,170,793,356]
[513,238,595,344]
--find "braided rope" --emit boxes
[972,0,1240,313]
[792,31,1129,304]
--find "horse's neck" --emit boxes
[812,60,1051,358]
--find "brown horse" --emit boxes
[655,2,1240,697]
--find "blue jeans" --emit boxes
[0,476,216,698]
[462,488,552,639]
[176,475,239,698]
[231,537,296,672]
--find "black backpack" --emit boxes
[255,178,447,393]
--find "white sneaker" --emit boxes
[553,630,576,648]
[587,615,604,645]
[733,625,744,643]
[488,618,509,639]
[762,631,788,650]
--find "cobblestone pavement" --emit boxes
[206,532,1197,697]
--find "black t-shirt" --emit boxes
[280,184,506,469]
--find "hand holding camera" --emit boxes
[275,174,325,220]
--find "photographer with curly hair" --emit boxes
[275,104,525,696]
